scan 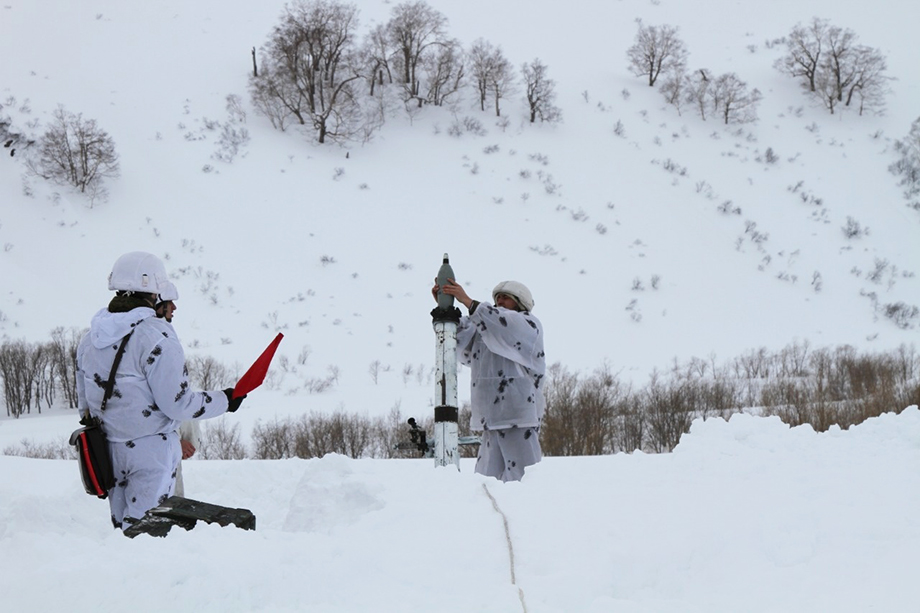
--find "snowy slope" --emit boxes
[1,0,917,419]
[1,407,919,612]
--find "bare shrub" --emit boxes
[368,360,383,384]
[644,371,695,452]
[291,411,372,459]
[881,302,919,329]
[3,437,75,459]
[842,216,869,239]
[776,340,811,377]
[28,106,119,195]
[542,342,916,455]
[611,394,646,453]
[448,115,486,137]
[733,347,772,379]
[186,355,234,390]
[371,401,410,458]
[540,363,583,456]
[760,344,920,430]
[759,378,820,428]
[541,363,634,455]
[198,419,247,460]
[695,374,741,419]
[250,418,295,460]
[306,370,338,393]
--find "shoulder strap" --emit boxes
[100,331,134,412]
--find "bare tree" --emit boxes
[775,18,828,93]
[521,58,562,123]
[823,25,861,101]
[710,72,762,124]
[29,343,53,413]
[686,69,711,121]
[843,45,891,115]
[362,23,395,97]
[50,327,82,409]
[423,37,465,106]
[386,0,449,104]
[28,106,119,195]
[0,340,38,417]
[250,0,368,144]
[681,69,760,124]
[467,39,516,117]
[777,18,890,115]
[469,38,498,112]
[626,22,688,87]
[488,48,514,117]
[660,69,691,115]
[814,61,843,114]
[249,61,307,131]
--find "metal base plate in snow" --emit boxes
[123,496,255,538]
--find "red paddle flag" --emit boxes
[233,333,284,399]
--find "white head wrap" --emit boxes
[492,280,534,311]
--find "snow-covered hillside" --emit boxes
[1,0,917,425]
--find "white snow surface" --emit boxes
[1,0,920,610]
[1,406,919,612]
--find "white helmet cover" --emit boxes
[108,251,168,294]
[492,280,534,312]
[157,280,179,302]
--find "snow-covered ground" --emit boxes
[2,406,919,612]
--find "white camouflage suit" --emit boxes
[76,306,231,530]
[457,302,546,481]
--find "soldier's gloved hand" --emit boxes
[223,388,246,412]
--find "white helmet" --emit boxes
[157,280,179,302]
[108,251,168,294]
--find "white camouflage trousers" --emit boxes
[475,427,542,482]
[107,431,181,530]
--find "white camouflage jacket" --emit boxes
[76,306,230,442]
[456,303,546,431]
